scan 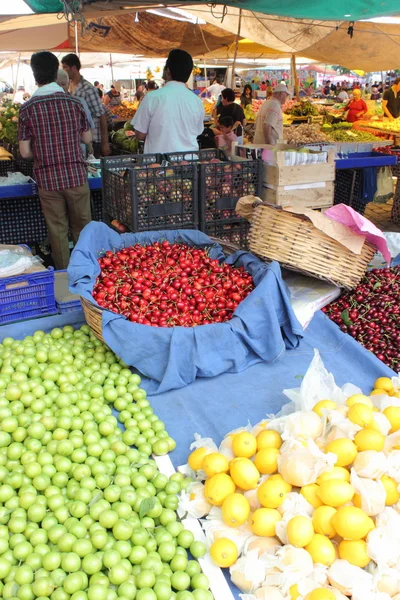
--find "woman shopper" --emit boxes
[240,84,253,108]
[344,88,368,122]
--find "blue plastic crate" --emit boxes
[54,269,81,314]
[0,178,37,199]
[0,267,57,324]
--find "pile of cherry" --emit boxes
[323,266,400,372]
[93,241,255,327]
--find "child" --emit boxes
[214,116,238,154]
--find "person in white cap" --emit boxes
[104,81,122,107]
[254,83,289,145]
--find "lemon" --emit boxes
[289,584,300,599]
[257,477,289,509]
[221,493,250,528]
[300,484,323,509]
[347,403,373,428]
[268,473,292,492]
[287,516,314,548]
[254,448,279,475]
[250,507,281,536]
[316,467,350,484]
[374,377,394,393]
[331,506,375,540]
[317,479,354,507]
[204,473,236,506]
[202,452,230,478]
[383,406,400,433]
[210,538,238,567]
[188,447,212,471]
[305,590,336,600]
[325,438,358,467]
[346,394,373,408]
[370,389,388,396]
[312,506,337,538]
[229,457,260,490]
[256,429,282,451]
[380,475,400,505]
[354,428,385,452]
[313,400,337,416]
[338,539,370,568]
[232,432,257,458]
[305,534,336,566]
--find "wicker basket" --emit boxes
[248,203,376,289]
[80,237,242,342]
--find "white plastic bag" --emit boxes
[276,492,314,517]
[0,246,40,277]
[178,482,212,518]
[353,451,388,480]
[230,550,269,593]
[367,508,400,568]
[243,536,281,558]
[327,560,373,596]
[326,410,361,441]
[278,439,336,487]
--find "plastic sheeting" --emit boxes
[68,222,303,394]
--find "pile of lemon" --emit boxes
[187,377,400,600]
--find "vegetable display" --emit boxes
[290,101,319,118]
[93,241,254,327]
[0,325,214,600]
[0,103,19,146]
[183,370,400,599]
[109,101,139,121]
[284,124,329,145]
[323,266,400,372]
[111,123,140,154]
[325,130,382,143]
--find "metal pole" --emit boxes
[74,21,79,56]
[231,8,242,92]
[13,53,21,102]
[291,54,299,99]
[110,54,114,82]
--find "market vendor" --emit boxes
[104,82,122,107]
[132,49,204,154]
[18,51,92,270]
[382,77,400,120]
[344,89,368,122]
[253,83,289,145]
[240,84,253,109]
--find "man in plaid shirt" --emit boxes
[61,53,110,158]
[18,51,92,270]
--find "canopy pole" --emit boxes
[291,54,299,99]
[231,8,242,92]
[74,21,79,56]
[12,53,21,102]
[110,54,114,82]
[203,59,207,87]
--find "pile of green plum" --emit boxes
[0,325,212,600]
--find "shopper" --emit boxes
[61,53,110,157]
[104,82,122,107]
[18,51,92,270]
[382,77,400,120]
[253,83,289,145]
[132,49,204,154]
[337,87,349,101]
[240,84,253,108]
[344,89,368,122]
[370,87,381,100]
[146,80,158,92]
[202,76,225,100]
[215,88,245,142]
[214,115,237,154]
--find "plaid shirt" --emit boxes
[73,77,104,143]
[18,93,90,191]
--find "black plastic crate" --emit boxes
[0,195,47,245]
[102,154,198,231]
[203,219,251,250]
[164,149,228,163]
[0,160,16,177]
[199,157,262,231]
[334,169,365,214]
[15,157,34,178]
[91,190,103,222]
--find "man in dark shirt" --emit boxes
[215,88,245,141]
[18,51,92,270]
[383,77,400,120]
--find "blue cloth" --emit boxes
[360,166,378,204]
[68,222,303,394]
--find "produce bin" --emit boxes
[0,267,56,324]
[54,270,81,313]
[164,148,228,163]
[101,154,198,231]
[0,178,38,199]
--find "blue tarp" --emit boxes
[68,222,303,394]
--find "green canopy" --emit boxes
[22,0,400,21]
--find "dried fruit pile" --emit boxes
[323,267,400,372]
[93,241,254,327]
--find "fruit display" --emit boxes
[244,104,257,121]
[325,129,382,143]
[109,101,139,120]
[283,99,298,115]
[111,123,140,154]
[93,241,254,326]
[183,372,400,599]
[0,325,216,600]
[290,101,319,118]
[362,119,400,133]
[323,266,400,372]
[374,146,400,159]
[202,99,215,117]
[0,102,19,146]
[284,124,329,145]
